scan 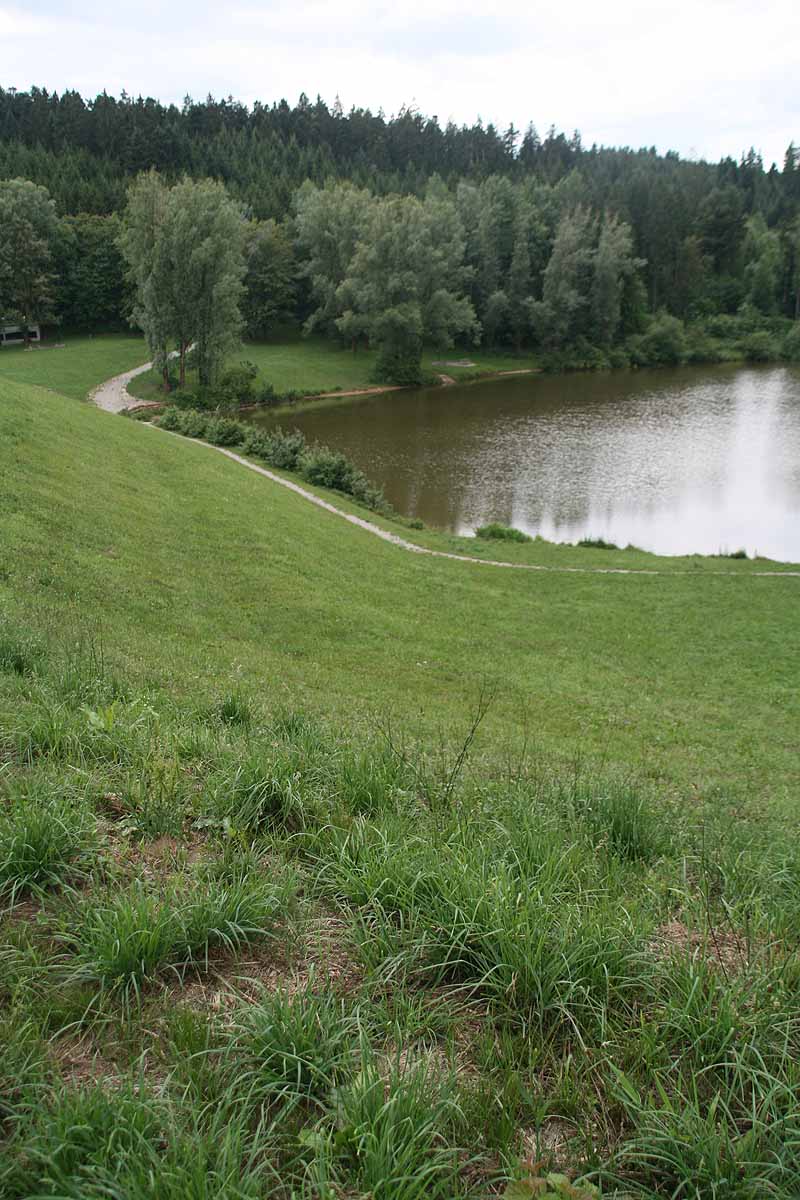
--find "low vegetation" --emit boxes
[2,618,799,1196]
[157,406,390,512]
[475,523,533,543]
[1,371,799,1195]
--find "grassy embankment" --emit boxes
[1,348,799,1196]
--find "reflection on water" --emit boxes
[247,364,800,560]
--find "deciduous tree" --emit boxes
[0,178,59,344]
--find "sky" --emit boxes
[2,0,798,168]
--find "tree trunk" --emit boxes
[179,342,186,388]
[162,364,170,392]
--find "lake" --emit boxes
[247,364,800,560]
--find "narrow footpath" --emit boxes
[148,427,800,580]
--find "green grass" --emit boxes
[126,333,535,402]
[0,334,147,400]
[2,614,800,1194]
[1,377,798,799]
[1,359,800,1196]
[0,778,95,905]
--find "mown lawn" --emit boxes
[0,333,147,400]
[126,334,535,402]
[1,376,799,1197]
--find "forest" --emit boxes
[1,86,800,383]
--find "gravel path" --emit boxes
[89,361,155,412]
[149,427,800,579]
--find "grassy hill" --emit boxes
[1,366,799,1196]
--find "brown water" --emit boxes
[247,364,800,560]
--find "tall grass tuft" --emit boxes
[0,780,95,905]
[65,869,295,998]
[0,1081,269,1200]
[210,690,254,728]
[205,747,310,832]
[0,625,44,676]
[226,986,359,1107]
[308,1048,465,1200]
[568,779,671,864]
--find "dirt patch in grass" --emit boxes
[650,918,751,974]
[50,1031,125,1089]
[171,911,362,1014]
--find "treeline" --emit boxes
[2,86,800,381]
[2,87,800,313]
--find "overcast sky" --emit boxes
[2,0,798,168]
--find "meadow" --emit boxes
[125,332,533,402]
[0,333,148,400]
[1,350,799,1196]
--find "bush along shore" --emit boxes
[156,406,391,514]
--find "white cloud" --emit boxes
[0,7,49,35]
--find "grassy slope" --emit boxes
[0,334,148,400]
[3,373,800,1197]
[127,334,533,401]
[1,377,797,804]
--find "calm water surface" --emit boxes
[249,364,800,560]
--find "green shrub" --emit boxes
[238,427,272,456]
[638,313,687,365]
[782,322,800,361]
[175,409,210,439]
[216,361,258,405]
[156,406,181,431]
[577,536,619,550]
[741,329,780,362]
[684,331,727,364]
[300,444,360,492]
[204,417,245,447]
[257,426,308,471]
[475,523,532,543]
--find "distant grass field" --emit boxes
[126,334,534,402]
[2,371,800,1196]
[0,334,147,400]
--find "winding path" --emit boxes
[89,361,156,413]
[147,428,800,579]
[88,362,798,579]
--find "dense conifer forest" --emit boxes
[1,86,799,379]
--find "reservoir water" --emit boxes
[248,363,800,560]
